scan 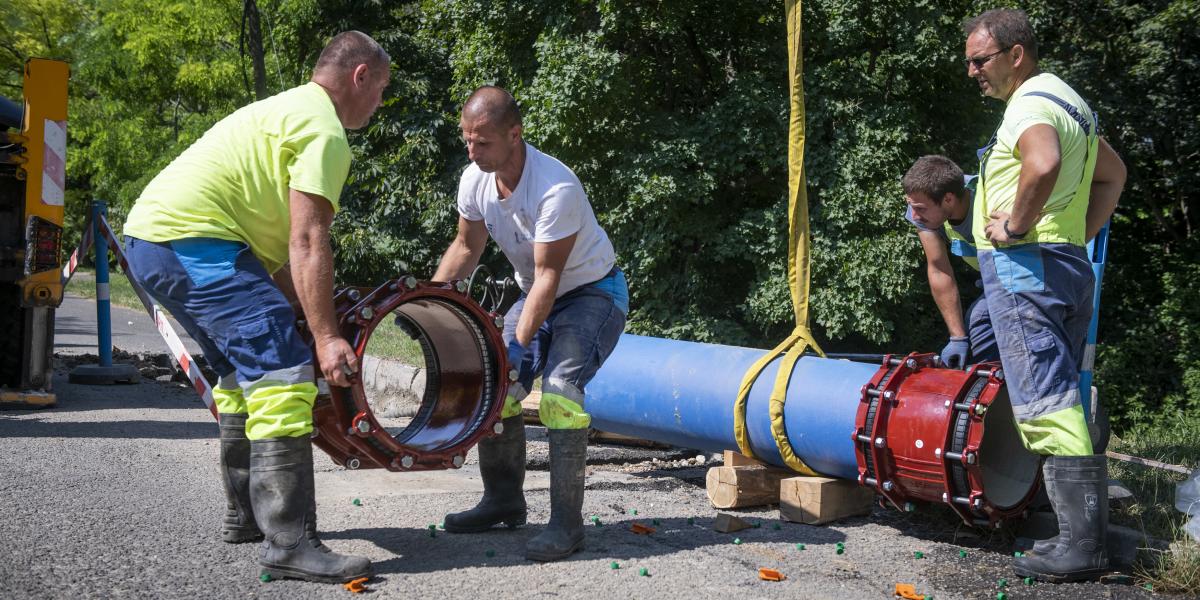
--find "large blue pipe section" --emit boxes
[585,334,879,480]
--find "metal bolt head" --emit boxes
[493,421,505,435]
[945,400,952,408]
[904,502,915,512]
[874,437,885,448]
[882,480,895,491]
[348,289,361,301]
[356,420,371,434]
[994,369,1005,381]
[883,390,895,401]
[508,369,518,382]
[452,454,465,468]
[455,280,468,293]
[935,448,942,457]
[905,358,918,369]
[346,457,361,470]
[966,452,977,464]
[942,492,949,502]
[360,307,374,321]
[400,455,415,468]
[974,403,987,416]
[493,315,504,329]
[404,276,417,289]
[973,498,984,509]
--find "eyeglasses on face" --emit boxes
[964,46,1012,70]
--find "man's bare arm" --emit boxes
[918,230,966,338]
[985,124,1061,243]
[1085,137,1126,241]
[288,188,355,387]
[432,217,489,282]
[514,234,577,347]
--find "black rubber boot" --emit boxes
[525,428,587,562]
[444,415,527,532]
[250,436,371,583]
[219,413,263,543]
[1014,455,1109,582]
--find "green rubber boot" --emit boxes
[525,428,587,561]
[250,436,371,583]
[444,415,527,532]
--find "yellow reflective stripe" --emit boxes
[244,382,317,440]
[212,385,247,415]
[539,392,590,430]
[1015,404,1093,456]
[501,394,524,418]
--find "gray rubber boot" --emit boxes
[525,428,587,562]
[250,436,371,583]
[444,415,527,532]
[219,413,263,543]
[1014,455,1110,582]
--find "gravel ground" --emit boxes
[0,357,1172,599]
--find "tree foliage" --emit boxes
[3,0,1195,431]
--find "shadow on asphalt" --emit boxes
[0,416,216,439]
[325,514,849,576]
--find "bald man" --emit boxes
[123,31,389,583]
[433,85,627,561]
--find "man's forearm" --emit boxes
[514,276,560,347]
[1009,166,1058,233]
[928,264,966,338]
[433,240,479,282]
[290,236,339,343]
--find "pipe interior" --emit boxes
[978,388,1042,508]
[372,297,497,452]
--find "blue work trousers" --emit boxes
[978,243,1094,456]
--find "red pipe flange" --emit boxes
[300,277,510,472]
[853,353,1042,527]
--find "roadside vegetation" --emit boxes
[29,1,1197,592]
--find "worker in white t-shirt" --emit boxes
[432,86,628,562]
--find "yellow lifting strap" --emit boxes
[733,0,824,475]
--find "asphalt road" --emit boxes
[0,296,1165,599]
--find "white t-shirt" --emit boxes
[457,143,616,296]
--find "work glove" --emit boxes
[940,336,970,370]
[507,339,528,373]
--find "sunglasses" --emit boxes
[964,46,1012,70]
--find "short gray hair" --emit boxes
[315,31,390,75]
[963,9,1038,63]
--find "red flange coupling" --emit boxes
[299,276,510,472]
[853,354,1042,527]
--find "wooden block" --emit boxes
[588,430,672,449]
[723,450,767,467]
[779,476,875,525]
[706,465,794,509]
[520,391,541,424]
[712,512,751,533]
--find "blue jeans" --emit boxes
[979,243,1094,456]
[505,273,627,429]
[966,293,999,364]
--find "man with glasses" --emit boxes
[962,9,1125,582]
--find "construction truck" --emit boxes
[0,58,69,408]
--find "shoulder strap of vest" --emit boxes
[1021,91,1098,137]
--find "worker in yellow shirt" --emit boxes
[123,31,390,584]
[962,9,1125,582]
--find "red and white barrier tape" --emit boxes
[95,216,217,418]
[60,213,94,287]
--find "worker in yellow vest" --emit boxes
[962,9,1126,582]
[123,31,390,584]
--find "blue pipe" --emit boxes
[93,200,113,368]
[586,334,878,479]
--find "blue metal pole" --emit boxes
[1079,221,1109,422]
[585,334,879,478]
[93,199,113,368]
